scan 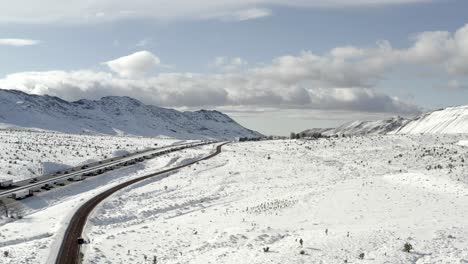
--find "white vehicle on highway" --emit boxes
[0,180,13,188]
[12,189,32,200]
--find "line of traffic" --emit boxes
[0,141,215,199]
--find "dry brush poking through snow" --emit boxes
[1,134,468,263]
[80,134,468,264]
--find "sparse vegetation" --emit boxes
[403,242,413,253]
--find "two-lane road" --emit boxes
[55,142,227,264]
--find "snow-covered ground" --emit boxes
[0,129,180,182]
[1,134,468,264]
[0,143,216,263]
[80,134,467,264]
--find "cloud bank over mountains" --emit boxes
[1,23,468,116]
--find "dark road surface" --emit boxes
[55,142,227,264]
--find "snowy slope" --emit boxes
[396,105,468,134]
[2,135,468,263]
[0,89,261,139]
[302,116,409,136]
[303,105,468,137]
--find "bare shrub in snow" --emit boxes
[403,242,413,253]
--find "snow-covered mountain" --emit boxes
[301,116,409,136]
[394,105,468,134]
[0,89,262,139]
[302,104,468,137]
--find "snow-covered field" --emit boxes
[1,134,468,264]
[0,129,179,182]
[81,134,468,264]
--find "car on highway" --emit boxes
[41,184,53,190]
[54,179,67,186]
[68,175,84,181]
[29,178,38,183]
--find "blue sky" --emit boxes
[0,0,467,135]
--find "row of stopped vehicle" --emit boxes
[7,145,197,201]
[8,152,156,200]
[10,174,85,200]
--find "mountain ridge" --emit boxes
[0,89,262,139]
[301,105,468,136]
[301,116,410,137]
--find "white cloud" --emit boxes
[213,56,248,71]
[234,8,272,21]
[207,8,272,21]
[414,26,468,74]
[246,23,468,89]
[8,22,468,116]
[0,38,40,46]
[0,69,419,115]
[104,51,161,78]
[0,0,433,24]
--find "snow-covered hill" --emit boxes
[395,105,468,134]
[302,104,468,137]
[0,89,261,139]
[301,116,409,137]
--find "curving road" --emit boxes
[55,142,227,264]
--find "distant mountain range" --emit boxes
[301,105,468,136]
[302,116,409,137]
[0,89,262,139]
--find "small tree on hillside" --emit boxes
[290,132,297,139]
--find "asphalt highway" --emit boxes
[0,141,210,199]
[55,142,226,264]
